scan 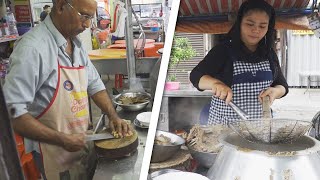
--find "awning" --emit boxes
[179,0,310,16]
[176,0,312,34]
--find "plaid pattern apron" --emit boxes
[208,49,273,125]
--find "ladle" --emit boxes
[228,101,250,120]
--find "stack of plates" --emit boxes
[134,111,152,129]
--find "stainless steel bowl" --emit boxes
[150,169,181,179]
[151,130,185,163]
[187,145,218,168]
[113,92,151,111]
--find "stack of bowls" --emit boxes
[135,111,152,128]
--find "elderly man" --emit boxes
[3,0,131,179]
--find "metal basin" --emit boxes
[113,92,151,111]
[151,130,185,163]
[152,172,209,180]
[207,133,320,180]
[187,145,218,168]
[150,169,181,179]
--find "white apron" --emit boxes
[37,60,91,180]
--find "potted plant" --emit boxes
[165,37,197,90]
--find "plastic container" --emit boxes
[164,82,180,91]
[6,7,18,35]
[151,27,160,32]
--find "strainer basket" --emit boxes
[229,119,312,144]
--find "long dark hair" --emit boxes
[228,0,276,58]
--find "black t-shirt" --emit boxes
[40,11,48,21]
[190,42,289,97]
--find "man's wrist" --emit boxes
[108,113,120,122]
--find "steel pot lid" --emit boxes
[219,133,320,156]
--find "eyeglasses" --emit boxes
[66,1,94,22]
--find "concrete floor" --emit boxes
[272,88,320,121]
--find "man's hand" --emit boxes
[12,113,87,152]
[91,90,133,138]
[60,133,86,152]
[109,118,133,138]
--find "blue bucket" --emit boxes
[151,27,160,32]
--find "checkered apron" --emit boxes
[208,51,273,125]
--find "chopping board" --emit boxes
[95,129,137,149]
[149,149,192,173]
[94,128,139,158]
[88,49,126,60]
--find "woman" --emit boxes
[190,0,288,125]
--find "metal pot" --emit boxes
[151,130,185,163]
[207,133,320,180]
[187,145,218,169]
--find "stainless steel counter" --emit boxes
[163,88,212,97]
[92,107,151,180]
[158,86,212,131]
[91,57,159,75]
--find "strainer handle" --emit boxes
[229,101,250,120]
[262,96,272,118]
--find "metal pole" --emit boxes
[125,0,136,82]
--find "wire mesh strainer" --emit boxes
[228,100,312,144]
[229,119,312,144]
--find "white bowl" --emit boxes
[136,111,152,126]
[153,172,209,180]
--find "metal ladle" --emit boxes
[229,101,250,120]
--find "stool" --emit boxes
[15,134,41,180]
[115,74,124,89]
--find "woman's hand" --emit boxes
[259,85,286,105]
[198,75,233,104]
[211,80,233,104]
